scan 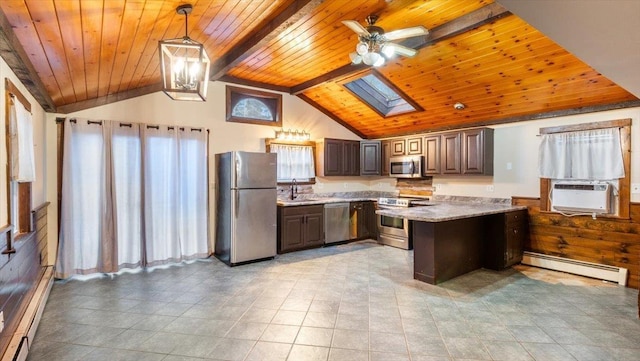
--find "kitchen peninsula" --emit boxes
[376,198,528,285]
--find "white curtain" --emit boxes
[57,120,109,277]
[9,97,35,182]
[538,127,624,180]
[56,120,208,278]
[270,144,315,182]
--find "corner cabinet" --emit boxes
[360,141,381,176]
[484,209,527,270]
[316,138,360,176]
[423,128,494,176]
[278,205,324,254]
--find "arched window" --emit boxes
[232,98,273,120]
[226,86,282,126]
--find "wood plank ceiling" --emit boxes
[0,0,637,138]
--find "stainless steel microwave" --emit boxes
[389,155,424,178]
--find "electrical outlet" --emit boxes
[632,183,640,194]
[1,311,4,333]
[343,183,348,189]
[434,184,442,192]
[486,185,495,192]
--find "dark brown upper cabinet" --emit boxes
[441,132,462,174]
[423,135,441,175]
[461,128,494,175]
[406,137,423,155]
[360,141,381,176]
[391,139,406,156]
[381,140,391,176]
[316,138,360,176]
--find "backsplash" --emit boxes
[396,178,434,197]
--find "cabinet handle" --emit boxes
[513,229,518,234]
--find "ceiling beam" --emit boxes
[217,75,291,93]
[0,7,56,112]
[208,0,323,81]
[290,2,511,95]
[297,93,368,139]
[56,82,163,114]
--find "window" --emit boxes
[341,70,422,117]
[226,85,282,126]
[538,118,631,218]
[5,79,34,250]
[266,139,316,184]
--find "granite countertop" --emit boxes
[276,191,393,206]
[376,201,526,222]
[277,196,379,206]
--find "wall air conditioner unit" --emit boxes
[551,182,611,214]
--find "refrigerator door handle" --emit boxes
[235,190,239,218]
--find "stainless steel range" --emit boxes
[377,197,425,250]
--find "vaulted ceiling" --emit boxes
[0,0,638,138]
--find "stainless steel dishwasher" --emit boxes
[324,203,350,244]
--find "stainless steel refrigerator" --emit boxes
[215,151,277,266]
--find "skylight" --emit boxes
[342,72,422,117]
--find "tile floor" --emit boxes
[28,240,640,361]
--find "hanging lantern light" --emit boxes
[158,4,210,101]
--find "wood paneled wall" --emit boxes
[513,197,640,290]
[0,203,48,359]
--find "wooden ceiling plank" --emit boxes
[0,2,57,111]
[55,0,87,101]
[290,2,510,95]
[231,0,374,84]
[26,0,76,104]
[108,0,145,95]
[57,82,164,114]
[127,1,180,90]
[96,0,125,98]
[80,0,103,100]
[208,0,323,81]
[115,0,163,93]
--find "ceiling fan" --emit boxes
[342,15,429,67]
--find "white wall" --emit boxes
[0,57,48,233]
[431,107,640,201]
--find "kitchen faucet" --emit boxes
[290,178,298,200]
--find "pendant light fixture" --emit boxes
[158,4,210,101]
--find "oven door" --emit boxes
[377,213,409,239]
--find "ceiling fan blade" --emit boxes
[387,42,418,57]
[384,26,428,41]
[342,20,370,37]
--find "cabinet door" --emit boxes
[406,137,423,155]
[324,139,343,176]
[362,201,377,239]
[360,141,381,176]
[423,135,441,175]
[441,132,461,174]
[304,211,325,246]
[343,141,361,176]
[462,129,484,174]
[281,214,304,252]
[391,139,406,156]
[381,140,391,176]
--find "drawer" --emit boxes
[506,210,526,225]
[280,205,324,216]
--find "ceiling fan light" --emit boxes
[363,52,381,66]
[349,52,363,64]
[356,42,369,55]
[381,44,395,58]
[373,55,385,67]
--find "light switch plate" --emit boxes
[632,183,640,194]
[0,311,4,332]
[486,185,495,192]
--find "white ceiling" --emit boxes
[498,0,640,99]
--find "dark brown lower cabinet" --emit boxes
[349,201,377,240]
[484,209,528,270]
[277,205,324,253]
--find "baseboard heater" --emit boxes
[522,252,628,286]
